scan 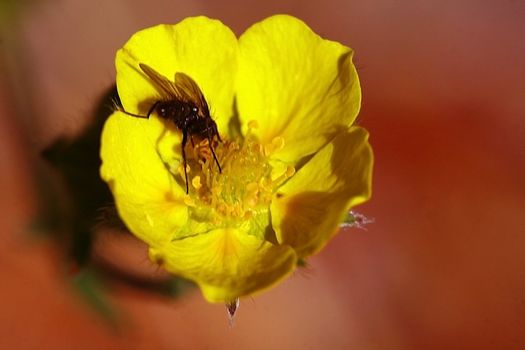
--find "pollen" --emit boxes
[192,175,202,189]
[187,136,294,223]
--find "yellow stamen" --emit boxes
[272,165,296,188]
[192,175,202,189]
[183,135,291,222]
[286,165,296,177]
[184,196,196,207]
[271,136,285,152]
[263,136,286,156]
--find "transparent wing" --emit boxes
[174,72,210,116]
[139,63,210,116]
[139,63,183,100]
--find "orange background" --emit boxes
[1,1,524,349]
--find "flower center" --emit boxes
[181,123,294,225]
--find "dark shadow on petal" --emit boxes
[264,210,279,244]
[228,96,243,140]
[278,191,343,256]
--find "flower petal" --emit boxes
[100,111,188,246]
[237,14,361,163]
[270,127,373,258]
[150,228,297,303]
[116,16,238,134]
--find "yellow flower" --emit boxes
[100,15,373,303]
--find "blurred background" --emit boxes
[1,0,524,349]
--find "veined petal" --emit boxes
[237,14,361,163]
[116,17,238,135]
[270,127,373,258]
[100,111,188,246]
[150,228,297,303]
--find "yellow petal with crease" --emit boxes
[116,17,238,135]
[100,111,188,246]
[237,15,361,163]
[270,127,373,258]
[150,228,297,303]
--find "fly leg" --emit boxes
[181,131,189,194]
[213,122,223,142]
[119,101,159,119]
[206,121,222,173]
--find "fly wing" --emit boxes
[174,72,210,117]
[139,63,183,100]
